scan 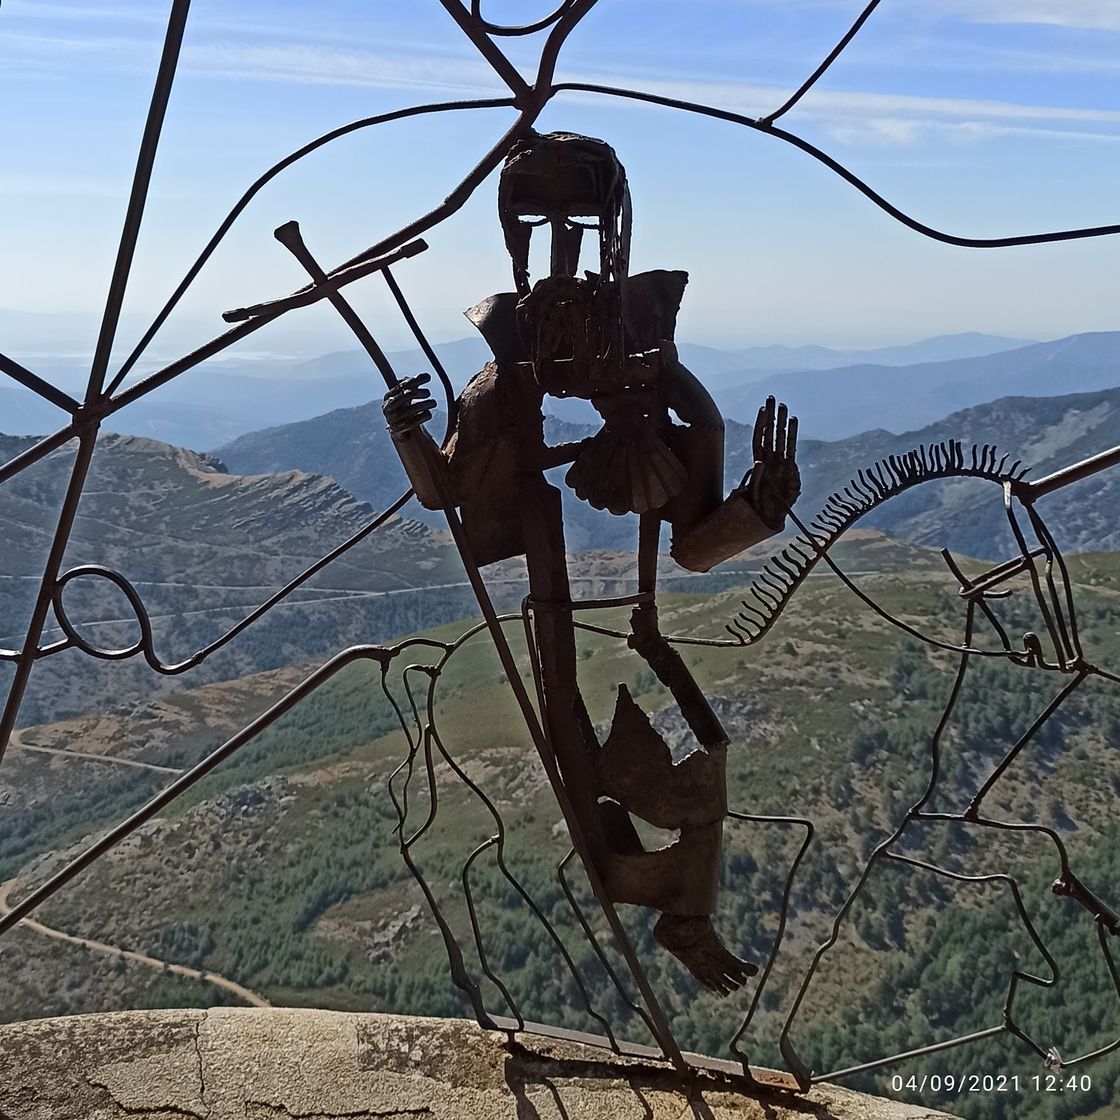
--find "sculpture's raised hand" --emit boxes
[383,372,436,437]
[748,395,800,529]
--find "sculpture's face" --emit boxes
[498,131,630,296]
[504,163,608,281]
[497,133,637,399]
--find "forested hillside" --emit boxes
[3,545,1119,1120]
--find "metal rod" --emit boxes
[0,426,77,488]
[760,0,884,126]
[1023,443,1120,499]
[381,266,459,439]
[437,0,532,99]
[0,352,80,414]
[0,431,98,768]
[0,645,394,936]
[273,221,401,387]
[86,0,191,401]
[221,240,427,326]
[109,240,425,414]
[965,671,1087,817]
[814,1026,1008,1083]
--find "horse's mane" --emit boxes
[727,440,1029,643]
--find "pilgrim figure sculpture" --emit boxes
[384,131,801,994]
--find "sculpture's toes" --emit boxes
[652,914,759,996]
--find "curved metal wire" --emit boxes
[760,0,885,126]
[3,0,1120,1100]
[726,812,815,1072]
[104,96,518,397]
[30,490,413,672]
[552,81,1120,250]
[468,0,578,36]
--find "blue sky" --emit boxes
[2,0,1120,357]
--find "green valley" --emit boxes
[2,540,1118,1120]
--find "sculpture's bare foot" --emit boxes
[653,914,758,995]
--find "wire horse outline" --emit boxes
[3,0,1120,1095]
[743,462,1120,1086]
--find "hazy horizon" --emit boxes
[0,304,1063,370]
[3,0,1120,366]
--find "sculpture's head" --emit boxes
[498,130,631,296]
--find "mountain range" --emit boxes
[1,330,1037,450]
[0,433,471,727]
[792,387,1120,559]
[715,331,1120,436]
[8,328,1120,449]
[217,385,1120,561]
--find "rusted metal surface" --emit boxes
[3,0,1120,1101]
[385,131,800,1001]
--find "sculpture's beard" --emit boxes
[516,274,630,400]
[513,273,688,516]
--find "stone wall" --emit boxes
[0,1008,953,1120]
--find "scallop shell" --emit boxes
[566,422,686,515]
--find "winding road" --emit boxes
[8,727,186,776]
[0,878,270,1008]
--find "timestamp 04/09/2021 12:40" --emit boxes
[888,1072,1094,1097]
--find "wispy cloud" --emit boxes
[0,1,167,24]
[559,69,1120,145]
[952,1,1120,32]
[0,22,502,96]
[5,11,1118,151]
[0,29,155,83]
[0,172,124,199]
[824,118,1120,149]
[723,0,1120,32]
[182,42,502,96]
[916,44,1120,80]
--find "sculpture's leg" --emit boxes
[621,604,759,992]
[518,475,629,857]
[607,513,757,993]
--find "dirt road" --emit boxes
[8,728,185,776]
[0,878,270,1008]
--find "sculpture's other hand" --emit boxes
[383,372,436,437]
[747,395,800,529]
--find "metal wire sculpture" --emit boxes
[3,0,1120,1101]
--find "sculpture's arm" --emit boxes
[661,343,800,572]
[383,373,454,510]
